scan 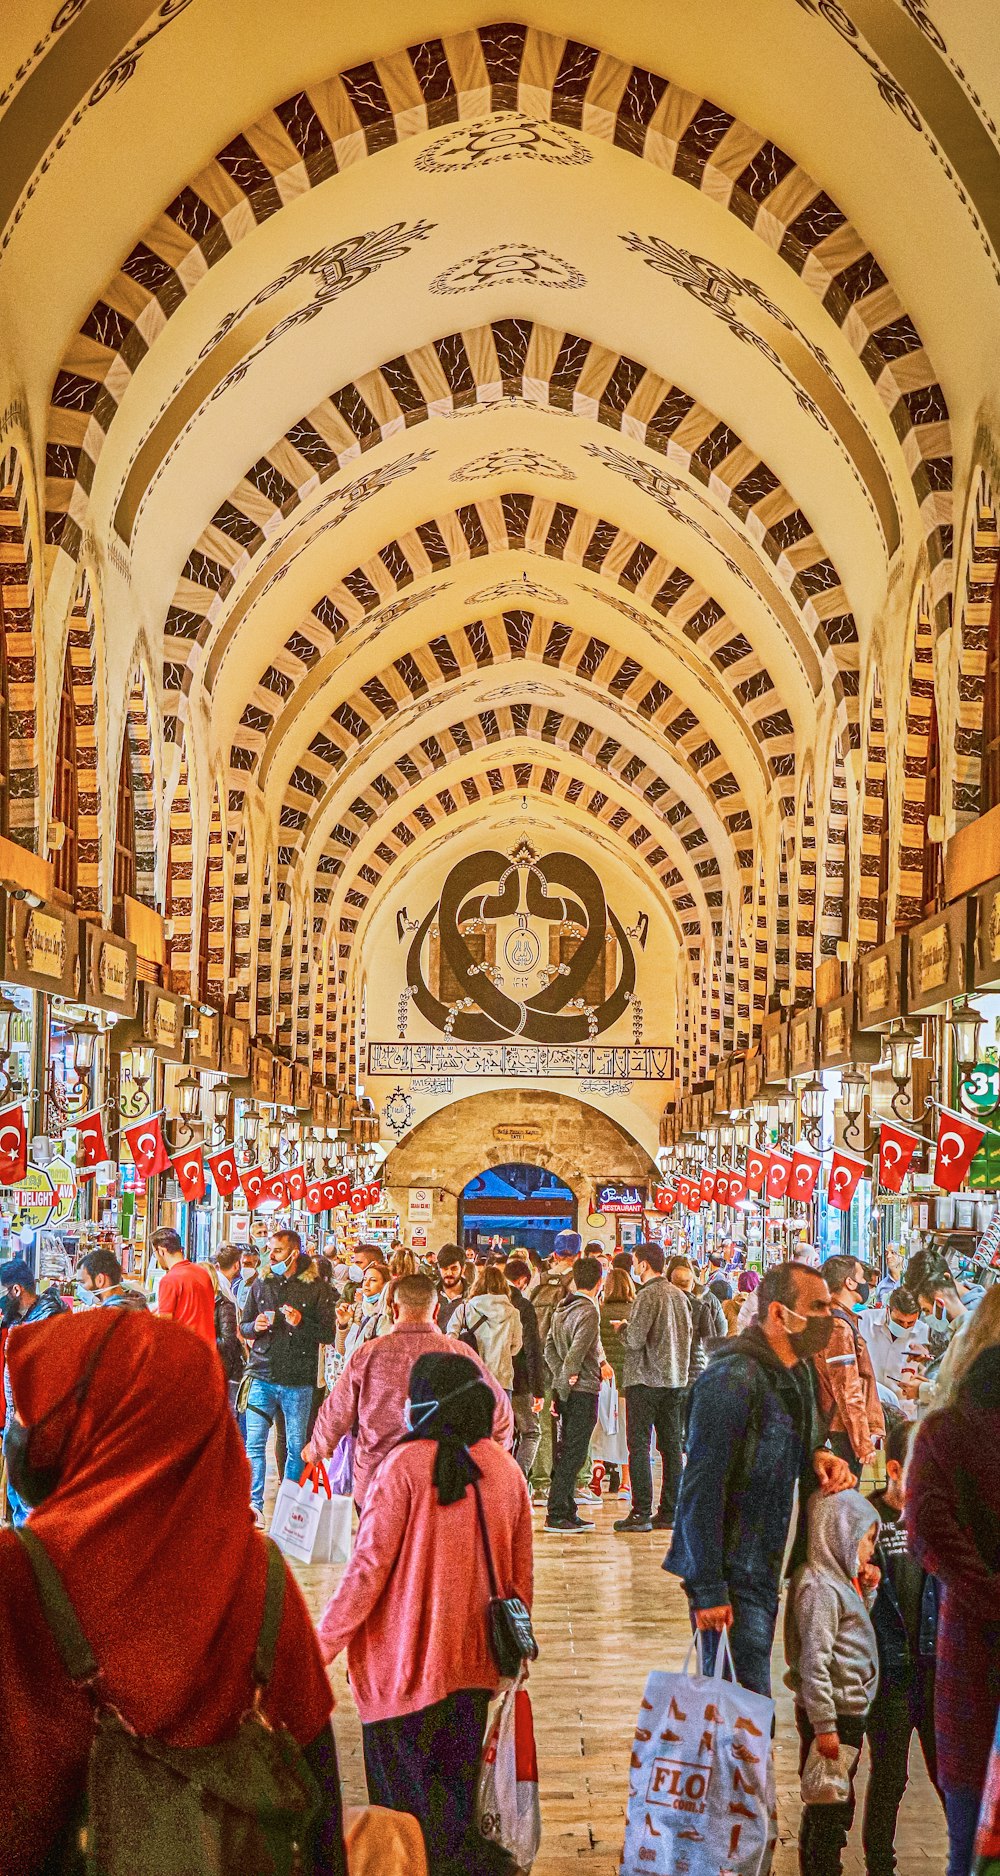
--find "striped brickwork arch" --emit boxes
[793,777,818,1004]
[165,737,194,991]
[65,578,101,916]
[753,849,769,1035]
[201,785,226,1006]
[122,668,158,907]
[719,918,736,1055]
[230,824,252,1020]
[952,474,999,817]
[0,455,39,849]
[772,828,792,1002]
[45,24,951,626]
[896,597,936,927]
[858,672,889,952]
[736,889,754,1049]
[254,855,275,1038]
[818,742,850,960]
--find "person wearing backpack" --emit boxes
[0,1306,346,1876]
[448,1266,523,1392]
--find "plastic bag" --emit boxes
[328,1433,355,1498]
[800,1738,858,1806]
[476,1669,542,1870]
[598,1376,620,1436]
[621,1631,776,1876]
[270,1462,352,1566]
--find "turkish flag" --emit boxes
[676,1178,692,1206]
[171,1146,206,1203]
[364,1182,382,1210]
[933,1108,987,1192]
[74,1110,108,1181]
[684,1185,702,1214]
[349,1187,367,1214]
[727,1168,747,1205]
[207,1146,240,1196]
[745,1148,769,1194]
[286,1165,307,1203]
[259,1172,288,1207]
[877,1121,919,1194]
[789,1146,821,1203]
[0,1104,27,1184]
[714,1170,732,1206]
[124,1115,171,1178]
[322,1175,350,1210]
[653,1185,677,1213]
[700,1168,718,1203]
[304,1182,326,1216]
[765,1153,793,1199]
[827,1150,867,1211]
[240,1166,266,1210]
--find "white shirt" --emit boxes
[861,1307,929,1414]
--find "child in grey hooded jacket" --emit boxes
[784,1488,881,1876]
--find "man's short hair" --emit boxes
[271,1228,302,1256]
[821,1253,859,1296]
[553,1230,582,1261]
[573,1255,603,1292]
[150,1228,183,1256]
[394,1273,438,1317]
[757,1259,822,1321]
[885,1419,915,1468]
[436,1244,463,1269]
[635,1241,665,1275]
[355,1242,381,1261]
[214,1243,241,1274]
[0,1257,34,1292]
[505,1258,531,1285]
[240,1247,260,1263]
[889,1286,918,1316]
[80,1248,123,1286]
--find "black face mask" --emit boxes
[5,1317,123,1508]
[1,1290,22,1328]
[854,1280,871,1305]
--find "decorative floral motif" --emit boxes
[450,449,574,483]
[382,1086,414,1137]
[416,112,591,174]
[430,242,585,295]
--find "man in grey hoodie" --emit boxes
[543,1255,612,1534]
[785,1488,881,1876]
[614,1241,693,1535]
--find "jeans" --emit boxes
[695,1591,777,1699]
[2,1432,29,1528]
[862,1671,941,1875]
[944,1789,982,1876]
[512,1392,541,1480]
[245,1379,313,1511]
[797,1707,868,1876]
[363,1690,511,1876]
[624,1384,686,1520]
[548,1391,598,1522]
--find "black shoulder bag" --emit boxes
[471,1479,538,1679]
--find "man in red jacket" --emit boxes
[306,1273,513,1507]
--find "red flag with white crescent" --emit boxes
[207,1146,240,1196]
[789,1145,821,1203]
[123,1115,171,1178]
[684,1185,702,1214]
[304,1182,326,1216]
[745,1148,769,1194]
[714,1169,732,1206]
[321,1175,351,1209]
[676,1178,692,1206]
[73,1110,107,1182]
[727,1168,747,1205]
[877,1121,919,1194]
[259,1171,288,1207]
[171,1145,206,1203]
[349,1187,367,1215]
[653,1185,677,1214]
[0,1103,27,1184]
[933,1107,987,1193]
[827,1150,867,1211]
[700,1168,718,1203]
[286,1164,307,1203]
[765,1153,793,1199]
[364,1182,382,1210]
[240,1166,266,1211]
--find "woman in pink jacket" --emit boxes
[317,1351,533,1875]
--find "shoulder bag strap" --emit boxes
[253,1538,288,1691]
[471,1478,501,1601]
[17,1527,100,1689]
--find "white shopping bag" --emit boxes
[270,1462,353,1566]
[476,1669,542,1870]
[621,1631,776,1876]
[598,1375,620,1437]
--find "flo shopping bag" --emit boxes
[621,1631,776,1876]
[270,1461,352,1567]
[476,1669,542,1870]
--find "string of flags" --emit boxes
[651,1103,994,1214]
[0,1101,381,1216]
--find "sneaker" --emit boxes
[576,1488,601,1503]
[614,1512,653,1533]
[543,1516,595,1534]
[531,1489,549,1507]
[651,1512,675,1531]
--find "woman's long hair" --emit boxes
[602,1267,635,1305]
[470,1265,510,1299]
[930,1285,1000,1410]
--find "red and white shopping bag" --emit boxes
[269,1461,352,1566]
[476,1667,542,1869]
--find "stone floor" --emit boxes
[290,1485,948,1874]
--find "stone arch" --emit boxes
[896,589,937,927]
[792,770,818,1002]
[0,447,40,849]
[120,660,159,907]
[952,469,999,819]
[382,1087,658,1192]
[165,732,194,991]
[63,572,101,915]
[858,667,890,951]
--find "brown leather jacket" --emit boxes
[814,1306,886,1462]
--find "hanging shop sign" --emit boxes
[1,891,79,997]
[680,1093,696,1136]
[188,1006,221,1072]
[857,932,907,1031]
[972,872,1000,991]
[293,1063,312,1111]
[819,991,882,1070]
[698,1088,715,1130]
[761,1013,790,1091]
[311,1085,329,1127]
[124,980,186,1063]
[273,1056,295,1107]
[595,1182,648,1215]
[789,1007,818,1080]
[79,921,137,1017]
[908,898,973,1016]
[727,1055,745,1114]
[250,1044,274,1103]
[743,1051,763,1107]
[220,1015,251,1078]
[1,1155,77,1229]
[713,1058,732,1118]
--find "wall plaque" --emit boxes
[857,933,906,1030]
[761,1013,789,1089]
[189,1007,220,1072]
[973,874,1000,991]
[2,893,79,997]
[80,921,137,1016]
[908,899,972,1014]
[819,992,882,1069]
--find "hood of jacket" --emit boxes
[553,1289,595,1330]
[464,1293,518,1324]
[806,1488,878,1584]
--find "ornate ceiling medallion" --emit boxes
[415,112,591,174]
[430,242,585,294]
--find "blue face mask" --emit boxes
[270,1260,287,1279]
[73,1283,95,1308]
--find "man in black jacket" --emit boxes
[240,1229,337,1523]
[505,1257,545,1479]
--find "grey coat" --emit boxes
[784,1489,880,1729]
[622,1277,692,1389]
[545,1290,605,1396]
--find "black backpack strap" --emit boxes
[17,1527,100,1689]
[253,1538,287,1691]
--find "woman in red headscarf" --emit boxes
[0,1306,346,1874]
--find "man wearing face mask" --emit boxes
[813,1254,886,1481]
[0,1258,67,1527]
[240,1229,338,1526]
[861,1285,929,1422]
[665,1260,854,1697]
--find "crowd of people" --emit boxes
[0,1221,997,1876]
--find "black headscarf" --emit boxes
[404,1351,495,1506]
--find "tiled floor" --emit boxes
[291,1487,948,1874]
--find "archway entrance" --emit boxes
[459,1163,577,1258]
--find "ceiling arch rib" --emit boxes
[45,21,952,629]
